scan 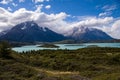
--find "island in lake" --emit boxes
[38,43,59,48]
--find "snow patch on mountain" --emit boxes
[31,23,35,27]
[21,23,27,30]
[42,27,47,32]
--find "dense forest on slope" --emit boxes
[0,41,120,80]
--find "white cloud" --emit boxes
[99,12,111,17]
[33,0,43,3]
[32,0,50,3]
[0,7,68,33]
[7,7,12,11]
[35,0,44,3]
[102,5,117,11]
[111,20,120,31]
[35,4,43,12]
[98,19,120,39]
[19,0,25,3]
[110,20,120,39]
[12,2,17,7]
[99,12,107,17]
[0,0,12,4]
[71,17,113,28]
[0,7,120,39]
[45,5,51,9]
[99,5,117,17]
[0,7,13,30]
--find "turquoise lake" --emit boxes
[12,43,120,52]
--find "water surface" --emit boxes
[12,43,120,52]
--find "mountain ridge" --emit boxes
[0,21,114,43]
[67,26,114,42]
[0,21,66,42]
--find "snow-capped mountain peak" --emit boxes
[0,21,66,42]
[21,23,27,30]
[0,21,114,42]
[68,26,113,41]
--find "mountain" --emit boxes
[0,30,9,36]
[67,26,114,42]
[0,21,114,43]
[0,21,66,42]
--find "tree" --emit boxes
[0,41,11,58]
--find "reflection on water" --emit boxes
[12,43,120,52]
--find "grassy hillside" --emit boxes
[0,51,88,80]
[20,47,120,80]
[0,42,120,80]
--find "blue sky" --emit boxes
[0,0,120,38]
[0,0,120,17]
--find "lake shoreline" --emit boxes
[12,43,120,52]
